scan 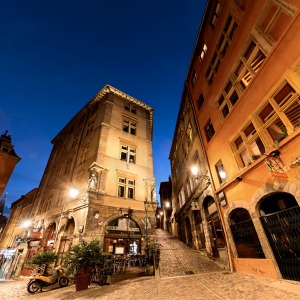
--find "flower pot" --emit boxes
[74,272,91,291]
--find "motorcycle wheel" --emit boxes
[27,281,41,293]
[59,277,69,287]
[98,273,107,286]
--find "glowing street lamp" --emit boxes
[191,166,210,182]
[166,202,170,208]
[70,189,79,198]
[22,220,32,228]
[160,212,163,215]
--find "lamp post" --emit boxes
[191,166,210,182]
[144,198,149,264]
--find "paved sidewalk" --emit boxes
[1,229,300,299]
[156,228,222,277]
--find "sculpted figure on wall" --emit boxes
[151,188,157,202]
[88,173,97,190]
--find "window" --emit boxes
[180,187,185,207]
[125,101,136,113]
[57,190,64,207]
[120,145,136,163]
[233,0,251,12]
[72,132,80,148]
[1,145,10,153]
[118,177,135,199]
[91,102,99,114]
[65,156,73,174]
[79,146,88,164]
[45,195,53,212]
[204,119,215,142]
[86,120,94,136]
[216,160,227,185]
[197,93,205,109]
[200,44,208,61]
[31,201,39,217]
[206,14,238,86]
[192,71,197,87]
[211,2,222,28]
[123,119,137,135]
[186,180,191,197]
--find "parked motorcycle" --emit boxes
[27,265,69,293]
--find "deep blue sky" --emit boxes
[0,0,205,217]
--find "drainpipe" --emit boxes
[185,81,234,273]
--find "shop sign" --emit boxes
[1,249,16,257]
[208,203,217,215]
[191,200,200,210]
[106,226,140,232]
[265,156,288,178]
[28,231,42,239]
[108,245,114,253]
[218,192,227,207]
[16,237,23,243]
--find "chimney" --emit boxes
[168,175,171,182]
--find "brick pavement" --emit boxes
[156,228,222,277]
[1,229,300,299]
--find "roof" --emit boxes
[51,85,154,144]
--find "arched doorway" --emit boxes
[259,192,300,281]
[104,217,141,254]
[44,223,56,252]
[230,208,265,258]
[56,218,75,266]
[203,196,226,258]
[185,217,193,247]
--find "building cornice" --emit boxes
[51,84,154,144]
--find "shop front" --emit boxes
[104,217,141,254]
[0,248,17,279]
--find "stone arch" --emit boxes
[99,214,146,236]
[66,214,77,234]
[223,201,251,259]
[41,220,58,248]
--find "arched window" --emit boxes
[230,208,265,258]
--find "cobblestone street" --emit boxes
[1,229,300,299]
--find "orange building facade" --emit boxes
[184,0,300,281]
[0,131,21,199]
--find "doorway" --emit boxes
[260,192,300,281]
[185,217,193,247]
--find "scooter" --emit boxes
[27,265,69,293]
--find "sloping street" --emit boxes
[1,229,300,299]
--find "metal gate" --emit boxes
[231,219,265,259]
[260,206,300,281]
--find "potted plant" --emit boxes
[62,238,106,291]
[25,251,58,275]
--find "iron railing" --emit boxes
[261,206,300,281]
[230,219,265,259]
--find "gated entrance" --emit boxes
[260,192,300,281]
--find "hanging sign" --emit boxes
[16,237,23,243]
[265,156,288,178]
[28,231,42,239]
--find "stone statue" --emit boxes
[151,188,157,202]
[91,211,103,227]
[88,173,97,190]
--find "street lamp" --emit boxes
[22,221,32,228]
[160,212,163,215]
[70,189,79,198]
[191,166,210,182]
[166,202,170,208]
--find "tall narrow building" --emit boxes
[16,85,156,275]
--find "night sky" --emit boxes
[0,0,205,217]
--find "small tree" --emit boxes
[62,238,112,276]
[25,251,58,274]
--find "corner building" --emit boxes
[186,0,300,281]
[19,85,156,276]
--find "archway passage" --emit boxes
[185,217,193,247]
[104,217,141,254]
[230,208,265,259]
[259,192,300,281]
[203,196,226,258]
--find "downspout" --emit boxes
[185,81,234,273]
[54,105,90,243]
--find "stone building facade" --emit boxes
[0,188,37,279]
[185,0,300,281]
[168,87,228,261]
[0,85,157,279]
[0,131,21,198]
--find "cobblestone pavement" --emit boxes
[156,228,222,277]
[1,229,300,299]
